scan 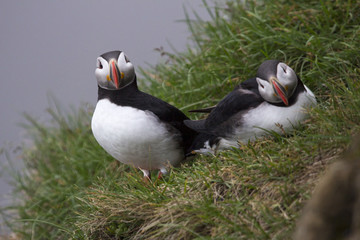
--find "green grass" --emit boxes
[2,0,360,239]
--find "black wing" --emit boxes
[184,119,207,132]
[184,77,263,137]
[187,78,259,114]
[133,91,198,154]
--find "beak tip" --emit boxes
[281,96,289,106]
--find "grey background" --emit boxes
[0,0,212,232]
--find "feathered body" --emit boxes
[185,60,317,154]
[91,51,196,178]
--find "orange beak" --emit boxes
[271,78,288,106]
[109,59,121,89]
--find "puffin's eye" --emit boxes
[124,55,130,63]
[259,83,264,88]
[98,61,103,69]
[282,66,287,73]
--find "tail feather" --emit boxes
[188,106,216,113]
[183,119,207,132]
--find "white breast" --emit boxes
[91,99,183,170]
[219,86,317,149]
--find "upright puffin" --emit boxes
[185,60,317,154]
[91,50,196,179]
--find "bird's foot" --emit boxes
[140,168,167,183]
[140,169,151,182]
[157,168,167,180]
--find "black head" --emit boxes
[256,60,298,105]
[95,50,135,90]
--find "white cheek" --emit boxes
[277,70,297,88]
[277,67,290,82]
[277,71,285,80]
[277,64,296,82]
[264,86,275,99]
[95,69,109,83]
[118,56,135,78]
[95,69,103,79]
[277,64,289,81]
[262,82,273,95]
[118,52,127,65]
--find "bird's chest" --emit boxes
[235,91,315,141]
[91,99,182,167]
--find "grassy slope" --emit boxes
[3,0,360,239]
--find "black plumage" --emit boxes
[98,78,196,154]
[92,50,199,179]
[184,60,315,154]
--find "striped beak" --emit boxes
[109,59,122,89]
[270,77,288,106]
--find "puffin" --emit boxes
[91,50,196,179]
[184,60,317,154]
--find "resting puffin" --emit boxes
[91,50,196,179]
[185,60,317,154]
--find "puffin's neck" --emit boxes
[97,76,139,101]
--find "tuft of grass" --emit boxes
[2,0,360,239]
